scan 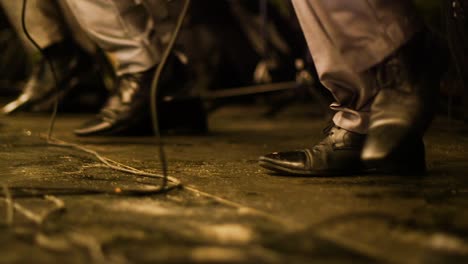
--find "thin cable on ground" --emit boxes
[183,185,299,229]
[47,137,181,187]
[1,193,66,225]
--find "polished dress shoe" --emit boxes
[259,125,366,175]
[74,70,154,136]
[361,31,445,174]
[74,66,208,136]
[2,41,89,114]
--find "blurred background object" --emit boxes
[444,0,468,123]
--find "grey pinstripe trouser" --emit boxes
[1,0,169,76]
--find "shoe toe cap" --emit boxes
[259,150,309,171]
[74,118,113,136]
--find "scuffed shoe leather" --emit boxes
[259,125,366,176]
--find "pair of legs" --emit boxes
[1,0,163,81]
[0,0,97,114]
[0,0,94,56]
[260,0,442,175]
[2,0,204,135]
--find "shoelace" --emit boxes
[312,122,337,150]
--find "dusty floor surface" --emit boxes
[1,105,468,263]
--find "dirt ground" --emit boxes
[1,105,468,263]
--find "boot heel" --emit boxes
[363,137,427,175]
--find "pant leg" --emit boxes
[0,0,65,52]
[63,0,169,76]
[292,0,421,134]
[57,2,97,54]
[0,0,96,55]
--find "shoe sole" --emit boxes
[362,135,427,176]
[258,158,364,176]
[363,158,427,176]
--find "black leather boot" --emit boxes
[259,125,366,176]
[361,31,446,174]
[2,41,90,114]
